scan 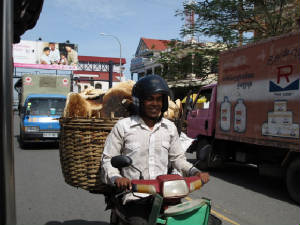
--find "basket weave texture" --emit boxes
[59,117,119,193]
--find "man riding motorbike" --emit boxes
[101,74,210,225]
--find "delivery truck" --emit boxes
[186,32,300,203]
[15,74,71,147]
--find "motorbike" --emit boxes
[107,154,222,225]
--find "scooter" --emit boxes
[107,155,222,225]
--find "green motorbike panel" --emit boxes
[159,199,211,225]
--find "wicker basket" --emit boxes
[59,117,119,193]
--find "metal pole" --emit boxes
[108,60,113,88]
[99,33,122,80]
[0,0,16,224]
[111,35,122,80]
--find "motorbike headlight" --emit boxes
[163,180,189,198]
[25,126,39,132]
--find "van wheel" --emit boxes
[19,133,27,149]
[286,159,300,204]
[196,140,212,171]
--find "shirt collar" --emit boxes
[130,115,168,130]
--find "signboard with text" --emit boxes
[13,40,79,70]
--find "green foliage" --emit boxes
[154,0,299,81]
[177,0,299,47]
[155,41,223,81]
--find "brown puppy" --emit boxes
[63,93,103,118]
[101,80,135,117]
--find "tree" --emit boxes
[177,0,300,47]
[155,40,223,81]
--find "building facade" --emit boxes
[130,37,170,79]
[74,55,126,92]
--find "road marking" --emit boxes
[185,197,240,225]
[211,209,240,225]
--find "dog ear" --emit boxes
[64,93,90,118]
[121,99,135,116]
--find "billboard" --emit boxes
[13,40,79,70]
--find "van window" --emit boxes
[26,98,66,116]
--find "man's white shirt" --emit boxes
[49,48,60,63]
[40,54,51,64]
[101,115,200,203]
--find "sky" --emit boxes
[21,0,188,80]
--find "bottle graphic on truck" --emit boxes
[220,96,231,131]
[234,98,246,133]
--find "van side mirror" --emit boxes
[25,108,31,115]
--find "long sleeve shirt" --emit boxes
[101,115,199,186]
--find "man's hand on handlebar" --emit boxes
[115,177,132,191]
[195,172,210,184]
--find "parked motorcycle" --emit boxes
[107,155,222,225]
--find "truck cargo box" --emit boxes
[216,32,300,151]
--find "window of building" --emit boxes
[146,69,152,75]
[154,66,162,75]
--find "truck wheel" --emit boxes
[110,210,118,225]
[196,140,212,171]
[286,159,300,204]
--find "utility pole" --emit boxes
[0,0,17,224]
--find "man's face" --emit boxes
[65,46,71,52]
[49,44,55,50]
[142,93,163,119]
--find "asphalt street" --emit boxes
[13,114,300,225]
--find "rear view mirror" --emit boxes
[111,155,132,168]
[111,155,144,180]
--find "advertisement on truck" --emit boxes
[216,33,299,149]
[186,32,300,204]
